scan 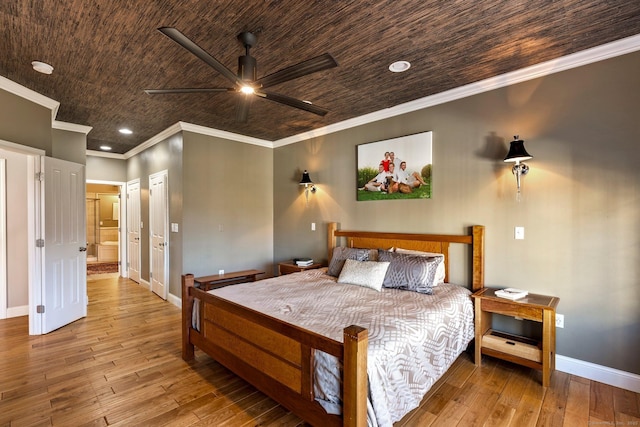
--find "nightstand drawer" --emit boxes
[481,298,543,321]
[482,330,541,363]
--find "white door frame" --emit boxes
[87,179,127,277]
[126,179,141,283]
[0,139,45,333]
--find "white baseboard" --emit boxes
[557,354,640,393]
[139,279,150,290]
[168,293,181,309]
[6,305,28,318]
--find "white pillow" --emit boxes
[395,248,446,285]
[337,259,390,292]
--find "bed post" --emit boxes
[182,274,195,361]
[328,222,338,263]
[343,325,368,427]
[471,225,485,291]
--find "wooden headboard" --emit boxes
[327,222,485,291]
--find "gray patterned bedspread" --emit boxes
[207,268,474,427]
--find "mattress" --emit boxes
[207,268,474,427]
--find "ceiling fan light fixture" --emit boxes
[32,61,54,74]
[389,60,411,73]
[240,85,255,94]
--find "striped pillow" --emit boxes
[377,250,441,294]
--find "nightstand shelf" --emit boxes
[278,261,323,275]
[472,288,559,386]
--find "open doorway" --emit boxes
[86,183,120,275]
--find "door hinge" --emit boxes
[36,239,45,248]
[150,272,152,279]
[37,305,45,314]
[35,172,44,181]
[149,189,152,196]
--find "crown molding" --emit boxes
[179,122,272,148]
[0,75,60,121]
[86,149,126,159]
[53,120,92,134]
[123,122,183,159]
[273,33,640,147]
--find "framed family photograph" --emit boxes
[357,131,432,201]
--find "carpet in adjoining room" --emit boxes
[87,262,119,275]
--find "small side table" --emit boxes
[471,288,559,386]
[194,269,264,291]
[278,261,323,276]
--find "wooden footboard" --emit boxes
[181,274,368,427]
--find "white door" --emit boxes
[126,179,141,283]
[149,171,168,299]
[41,157,86,333]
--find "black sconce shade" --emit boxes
[504,136,533,163]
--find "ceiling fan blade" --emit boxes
[144,88,233,94]
[236,95,253,122]
[158,27,242,87]
[261,91,329,116]
[257,53,337,89]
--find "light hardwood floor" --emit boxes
[1,275,638,426]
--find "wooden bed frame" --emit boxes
[182,222,485,427]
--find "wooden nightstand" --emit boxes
[194,269,264,291]
[278,261,323,276]
[471,288,559,387]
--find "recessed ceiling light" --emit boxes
[32,61,54,74]
[302,100,313,104]
[389,61,411,73]
[119,128,133,135]
[100,145,112,151]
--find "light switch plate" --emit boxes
[515,226,525,240]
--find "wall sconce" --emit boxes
[504,135,532,201]
[299,170,317,206]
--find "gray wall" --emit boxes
[182,131,274,279]
[52,128,86,165]
[273,51,640,375]
[126,133,183,295]
[0,89,51,153]
[86,155,127,182]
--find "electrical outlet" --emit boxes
[311,222,316,231]
[556,313,564,328]
[218,269,224,275]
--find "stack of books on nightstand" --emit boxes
[294,258,314,267]
[495,288,529,300]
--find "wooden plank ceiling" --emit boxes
[1,1,639,153]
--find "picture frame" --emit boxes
[357,131,432,201]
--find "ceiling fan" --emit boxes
[145,27,338,122]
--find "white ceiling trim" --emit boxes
[86,149,126,159]
[179,122,272,148]
[273,33,640,147]
[53,120,92,134]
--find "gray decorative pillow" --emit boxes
[377,250,441,294]
[337,259,390,292]
[327,247,371,277]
